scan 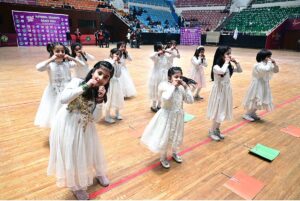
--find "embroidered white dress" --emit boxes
[47,78,107,191]
[73,53,95,79]
[119,54,137,97]
[207,63,242,123]
[141,82,194,153]
[34,59,84,128]
[243,61,279,111]
[105,58,124,110]
[190,56,208,88]
[148,52,174,101]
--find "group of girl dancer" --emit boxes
[33,41,279,199]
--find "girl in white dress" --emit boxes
[141,67,194,169]
[71,42,95,79]
[190,46,208,100]
[104,48,124,123]
[207,46,242,141]
[165,40,180,67]
[34,42,85,128]
[148,42,177,112]
[117,41,137,98]
[242,49,279,121]
[47,61,114,200]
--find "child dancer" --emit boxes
[141,67,194,169]
[34,42,85,128]
[104,48,124,123]
[47,61,114,200]
[242,49,279,121]
[207,46,242,141]
[148,42,175,112]
[165,40,180,67]
[71,42,95,79]
[190,46,208,100]
[117,41,137,98]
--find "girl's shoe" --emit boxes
[160,159,170,169]
[216,128,225,140]
[105,117,116,124]
[72,190,89,200]
[115,114,123,120]
[96,175,110,187]
[242,114,255,122]
[250,113,261,121]
[150,107,158,112]
[208,130,221,141]
[172,153,183,163]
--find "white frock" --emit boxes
[148,52,175,101]
[47,78,107,191]
[243,61,279,111]
[73,53,95,79]
[165,48,180,67]
[141,82,194,153]
[207,63,242,123]
[190,56,208,88]
[119,54,137,97]
[34,58,84,128]
[105,58,124,110]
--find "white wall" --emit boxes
[128,2,171,12]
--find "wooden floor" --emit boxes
[0,45,299,200]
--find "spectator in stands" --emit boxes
[94,30,99,46]
[136,28,142,48]
[104,29,110,48]
[98,30,105,48]
[74,28,81,43]
[130,31,137,48]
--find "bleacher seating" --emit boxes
[128,0,169,7]
[175,0,229,7]
[133,7,179,33]
[224,6,300,35]
[253,0,296,4]
[181,10,228,32]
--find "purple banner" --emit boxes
[12,10,69,46]
[180,27,201,45]
[0,0,36,5]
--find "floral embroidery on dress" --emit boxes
[67,95,95,131]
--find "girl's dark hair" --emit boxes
[168,66,182,79]
[81,61,115,103]
[256,48,272,62]
[168,66,197,85]
[110,48,122,58]
[194,46,205,59]
[165,40,177,49]
[154,42,163,52]
[71,42,87,61]
[46,42,70,58]
[211,46,233,81]
[117,41,128,59]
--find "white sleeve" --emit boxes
[150,52,159,61]
[192,57,201,66]
[183,88,194,104]
[233,62,243,73]
[60,79,84,104]
[213,63,229,75]
[93,104,104,122]
[114,63,122,78]
[256,61,275,73]
[159,82,176,100]
[273,63,279,73]
[85,53,95,61]
[68,57,85,68]
[36,60,50,71]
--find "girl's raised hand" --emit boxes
[86,78,98,87]
[51,55,57,61]
[230,57,238,64]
